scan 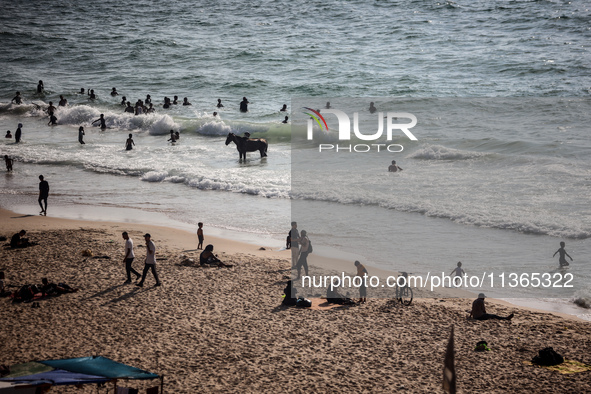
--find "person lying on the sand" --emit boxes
[199,245,233,268]
[40,278,78,296]
[470,293,514,321]
[326,286,355,305]
[10,230,34,249]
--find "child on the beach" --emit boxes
[553,241,573,267]
[197,222,204,250]
[449,261,465,287]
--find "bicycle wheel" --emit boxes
[398,286,413,306]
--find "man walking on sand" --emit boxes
[38,175,49,216]
[122,232,141,284]
[289,222,300,269]
[137,233,161,287]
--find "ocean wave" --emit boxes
[407,145,492,161]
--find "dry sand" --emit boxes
[1,209,590,393]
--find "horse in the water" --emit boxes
[225,132,268,161]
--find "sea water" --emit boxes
[0,0,590,318]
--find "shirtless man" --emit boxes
[92,114,107,129]
[11,92,22,105]
[125,134,135,150]
[58,95,68,106]
[388,160,403,172]
[38,175,49,216]
[470,293,514,321]
[216,99,224,108]
[553,242,573,267]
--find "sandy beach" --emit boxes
[1,209,590,393]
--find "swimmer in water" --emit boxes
[79,88,85,94]
[37,80,44,93]
[145,95,152,105]
[121,96,127,106]
[388,160,403,172]
[47,102,57,116]
[282,116,289,124]
[173,96,179,105]
[280,104,287,112]
[182,97,192,106]
[125,134,135,150]
[58,95,68,106]
[4,155,13,172]
[78,126,85,144]
[5,130,12,139]
[111,87,119,96]
[553,241,573,267]
[147,103,155,113]
[163,97,171,109]
[92,114,106,129]
[48,114,58,126]
[325,101,331,109]
[167,130,176,142]
[240,97,249,113]
[88,89,96,100]
[11,92,22,105]
[369,102,377,114]
[175,131,180,140]
[217,99,224,108]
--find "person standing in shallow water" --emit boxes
[125,134,135,150]
[92,114,106,129]
[38,175,49,216]
[15,123,22,143]
[553,241,573,267]
[240,97,249,113]
[78,126,85,144]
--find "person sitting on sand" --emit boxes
[11,91,22,105]
[5,130,12,139]
[282,280,297,306]
[40,278,78,296]
[15,123,23,143]
[199,245,233,268]
[553,241,573,267]
[5,155,13,172]
[217,98,224,108]
[388,160,403,172]
[92,114,107,129]
[10,230,32,249]
[470,293,514,321]
[182,97,192,106]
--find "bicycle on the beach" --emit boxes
[395,271,413,306]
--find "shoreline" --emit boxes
[0,207,587,323]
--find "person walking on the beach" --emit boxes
[289,222,300,269]
[388,160,403,172]
[553,241,573,267]
[197,222,204,250]
[355,260,368,303]
[470,293,514,321]
[295,230,310,280]
[450,261,465,287]
[92,114,106,129]
[137,233,161,287]
[4,155,13,172]
[15,123,22,143]
[38,175,49,216]
[122,232,141,284]
[125,134,135,150]
[78,126,85,144]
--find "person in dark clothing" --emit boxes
[10,230,31,248]
[199,245,232,267]
[282,280,297,306]
[38,175,49,215]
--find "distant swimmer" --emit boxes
[79,88,85,94]
[58,95,68,106]
[88,89,96,100]
[173,96,179,105]
[282,116,289,124]
[147,103,155,113]
[217,99,224,108]
[388,160,403,172]
[92,114,107,129]
[15,123,22,143]
[135,102,143,115]
[145,95,152,105]
[11,91,22,105]
[280,104,287,112]
[213,111,218,117]
[4,155,13,172]
[125,102,134,113]
[78,126,85,144]
[163,97,171,109]
[125,133,135,150]
[111,87,119,96]
[120,96,127,106]
[183,97,192,106]
[240,97,249,113]
[5,130,12,139]
[48,114,58,126]
[369,102,377,114]
[38,175,49,216]
[167,130,176,142]
[553,241,573,267]
[175,131,180,140]
[47,101,56,116]
[325,101,331,109]
[37,80,44,93]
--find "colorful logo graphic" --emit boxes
[303,107,328,132]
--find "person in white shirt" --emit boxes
[137,233,161,287]
[122,232,141,284]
